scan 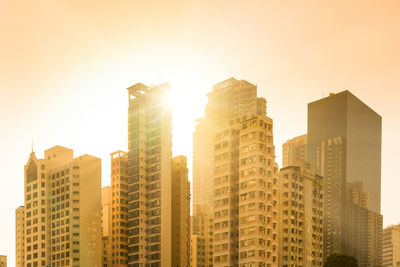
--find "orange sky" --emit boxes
[1,0,400,264]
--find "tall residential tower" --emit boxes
[194,78,279,267]
[279,161,324,267]
[126,83,190,266]
[110,151,128,266]
[20,146,102,267]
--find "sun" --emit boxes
[165,79,207,158]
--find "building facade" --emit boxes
[207,78,279,267]
[307,91,382,261]
[193,78,273,267]
[171,155,191,267]
[282,135,307,168]
[110,151,128,266]
[20,146,102,267]
[278,161,324,267]
[102,186,112,267]
[343,182,383,267]
[316,137,346,258]
[383,224,400,267]
[126,83,190,266]
[307,90,382,213]
[16,206,24,267]
[190,204,213,267]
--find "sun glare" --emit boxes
[166,79,207,158]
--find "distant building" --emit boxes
[101,186,112,267]
[126,83,190,266]
[190,204,213,267]
[282,134,307,168]
[0,255,6,267]
[383,224,400,267]
[307,91,382,261]
[171,155,191,267]
[110,150,128,266]
[343,182,382,267]
[317,137,346,257]
[279,161,324,267]
[15,206,24,267]
[20,146,102,267]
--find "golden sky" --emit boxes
[1,0,400,264]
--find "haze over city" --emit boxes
[1,1,400,266]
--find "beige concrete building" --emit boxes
[190,204,213,267]
[343,182,383,267]
[282,135,307,168]
[193,118,214,208]
[102,186,112,266]
[171,155,191,267]
[193,78,278,267]
[205,78,279,267]
[16,206,24,267]
[20,146,102,267]
[383,224,400,267]
[110,151,128,266]
[127,83,190,266]
[0,255,6,267]
[278,161,324,267]
[193,78,265,208]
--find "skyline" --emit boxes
[1,1,400,266]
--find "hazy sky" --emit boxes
[1,0,399,265]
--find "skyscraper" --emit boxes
[193,78,271,266]
[307,90,382,213]
[20,145,102,267]
[307,91,382,261]
[15,206,24,267]
[199,78,279,267]
[126,83,190,266]
[193,78,266,208]
[279,161,324,267]
[282,134,307,168]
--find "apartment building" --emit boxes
[20,146,102,267]
[279,161,323,267]
[126,83,190,266]
[16,206,24,267]
[110,151,128,266]
[383,224,400,267]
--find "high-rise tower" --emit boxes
[307,90,381,213]
[20,146,102,267]
[193,78,265,208]
[307,91,382,261]
[279,161,324,267]
[126,83,190,266]
[110,151,128,266]
[194,78,279,267]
